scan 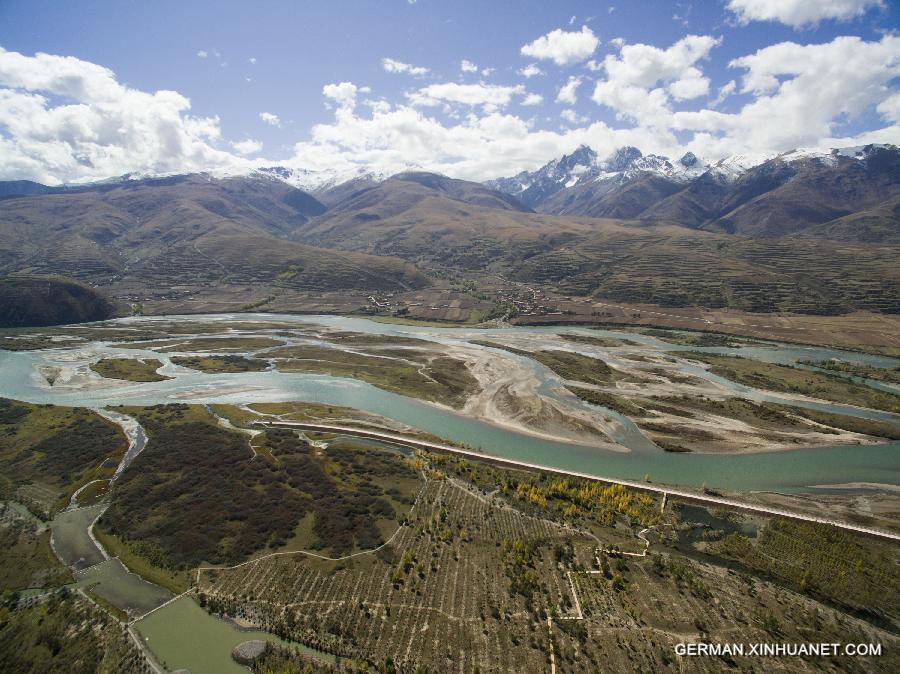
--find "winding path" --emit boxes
[258,420,900,542]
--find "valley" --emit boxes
[1,146,898,674]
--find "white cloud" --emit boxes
[518,63,543,78]
[710,79,737,108]
[259,111,281,127]
[673,35,900,158]
[381,57,429,76]
[407,82,525,110]
[197,50,208,59]
[520,26,599,66]
[323,82,365,110]
[556,76,582,104]
[560,109,587,124]
[248,57,257,65]
[592,35,720,126]
[460,60,479,73]
[521,93,543,106]
[232,138,262,155]
[0,47,242,185]
[726,0,883,28]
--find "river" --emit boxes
[0,313,897,494]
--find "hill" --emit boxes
[0,276,118,327]
[0,174,428,293]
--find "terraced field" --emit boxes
[515,231,900,314]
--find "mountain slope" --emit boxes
[487,143,900,242]
[0,175,427,292]
[0,276,118,327]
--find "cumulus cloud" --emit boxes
[0,47,242,184]
[518,63,543,78]
[231,138,262,155]
[197,50,208,59]
[673,35,900,157]
[259,111,281,126]
[460,60,479,73]
[381,57,429,76]
[560,109,588,124]
[520,26,599,66]
[592,35,720,126]
[407,82,525,110]
[323,81,367,110]
[556,76,582,104]
[521,92,543,106]
[726,0,883,28]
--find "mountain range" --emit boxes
[0,143,897,320]
[487,144,900,243]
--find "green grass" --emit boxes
[92,527,189,594]
[101,404,421,567]
[0,399,127,515]
[0,590,144,673]
[799,359,900,384]
[684,353,900,413]
[566,386,645,416]
[712,517,900,629]
[0,516,72,591]
[171,354,269,373]
[90,357,170,382]
[764,404,900,440]
[473,341,623,385]
[270,344,477,408]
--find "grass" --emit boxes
[0,516,72,591]
[171,354,269,373]
[122,336,285,352]
[0,590,144,673]
[90,357,170,382]
[270,344,478,408]
[101,404,422,567]
[472,341,623,385]
[0,398,127,516]
[651,395,810,431]
[764,404,900,440]
[799,359,900,384]
[712,517,900,629]
[92,527,189,594]
[566,386,645,416]
[684,352,900,413]
[561,333,630,347]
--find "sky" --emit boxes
[1,0,899,185]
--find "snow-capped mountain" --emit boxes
[485,145,711,209]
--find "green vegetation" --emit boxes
[92,528,189,594]
[566,386,644,416]
[270,344,477,407]
[713,517,900,628]
[101,405,420,567]
[0,510,71,591]
[764,404,900,440]
[0,399,126,515]
[0,589,145,673]
[651,395,809,431]
[90,357,170,382]
[171,354,269,373]
[561,333,632,347]
[799,358,900,384]
[0,275,117,328]
[473,341,622,385]
[685,353,900,413]
[123,336,285,352]
[643,329,742,347]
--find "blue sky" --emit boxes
[1,0,898,184]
